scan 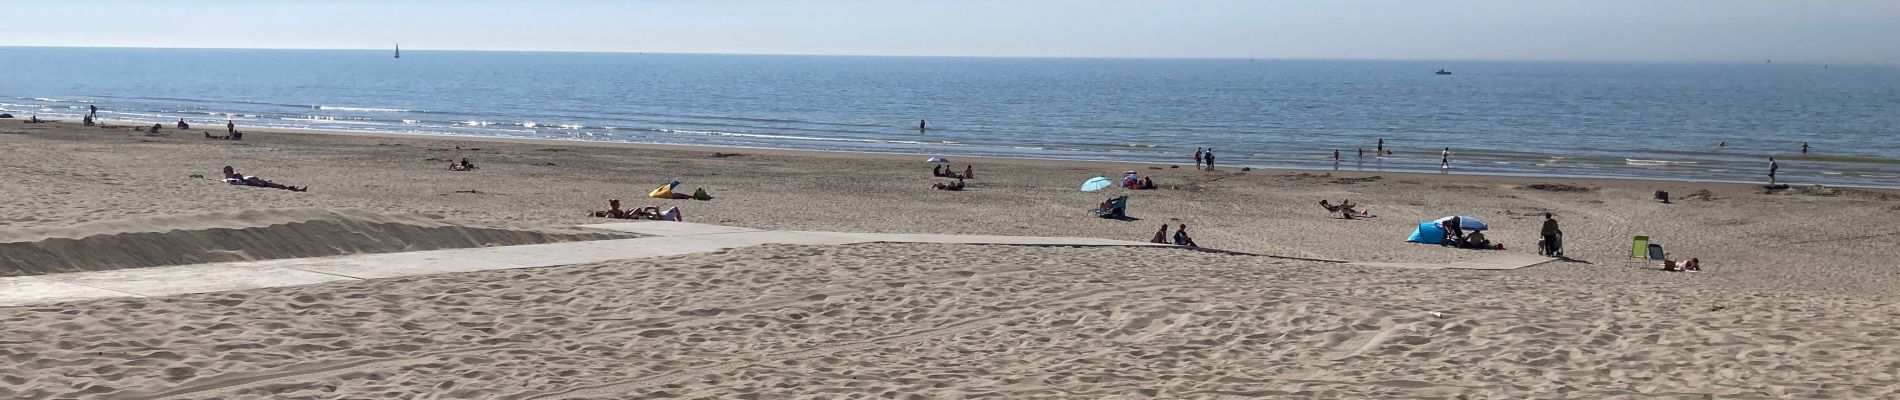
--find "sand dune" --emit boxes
[0,208,632,276]
[2,244,1895,399]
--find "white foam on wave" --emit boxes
[557,124,583,130]
[465,120,493,127]
[314,105,410,113]
[1626,159,1699,166]
[401,119,420,124]
[521,122,538,129]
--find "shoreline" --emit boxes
[55,118,1899,193]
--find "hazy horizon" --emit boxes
[2,0,1897,65]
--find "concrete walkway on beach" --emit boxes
[0,222,1554,306]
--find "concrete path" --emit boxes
[0,222,1168,306]
[0,221,1553,306]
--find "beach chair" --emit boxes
[1647,244,1666,262]
[1092,196,1128,219]
[1631,236,1650,259]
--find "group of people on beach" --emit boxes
[1149,224,1198,247]
[593,199,683,221]
[1193,148,1216,170]
[931,165,975,191]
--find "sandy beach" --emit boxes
[4,120,1899,398]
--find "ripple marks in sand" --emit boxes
[134,266,1042,399]
[520,285,1177,400]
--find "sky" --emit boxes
[3,0,1897,64]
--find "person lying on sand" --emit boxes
[1663,258,1702,272]
[1338,199,1374,219]
[1319,200,1374,219]
[594,199,634,219]
[449,158,476,171]
[221,166,307,192]
[932,178,965,191]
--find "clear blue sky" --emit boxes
[4,0,1897,64]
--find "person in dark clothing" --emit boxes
[1442,216,1464,243]
[1172,224,1199,247]
[1540,213,1563,257]
[1203,149,1215,171]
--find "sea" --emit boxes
[4,47,1897,187]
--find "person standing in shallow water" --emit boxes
[1802,142,1810,154]
[919,119,926,132]
[1194,147,1204,169]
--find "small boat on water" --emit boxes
[1435,69,1452,75]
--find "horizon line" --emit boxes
[0,45,1889,67]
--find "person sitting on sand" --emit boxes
[221,166,307,192]
[933,165,944,177]
[83,115,94,126]
[176,119,190,129]
[962,165,975,179]
[149,123,163,134]
[1173,224,1199,247]
[26,115,42,123]
[932,178,966,191]
[1140,176,1156,190]
[1463,231,1491,249]
[1150,224,1170,244]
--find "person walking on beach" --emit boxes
[1540,213,1563,257]
[87,105,98,119]
[1440,147,1451,172]
[1194,147,1204,169]
[1203,149,1215,171]
[1769,156,1780,185]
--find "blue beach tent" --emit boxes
[1407,221,1448,244]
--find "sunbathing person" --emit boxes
[592,199,634,219]
[221,166,307,192]
[1663,258,1702,272]
[932,178,966,191]
[1150,224,1170,244]
[1338,199,1375,219]
[449,158,476,171]
[963,165,975,179]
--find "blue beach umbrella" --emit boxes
[1080,177,1113,192]
[1433,216,1489,231]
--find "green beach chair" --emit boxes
[1631,236,1649,259]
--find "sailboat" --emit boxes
[394,43,401,59]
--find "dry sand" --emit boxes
[3,120,1900,398]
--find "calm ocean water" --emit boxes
[4,47,1897,186]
